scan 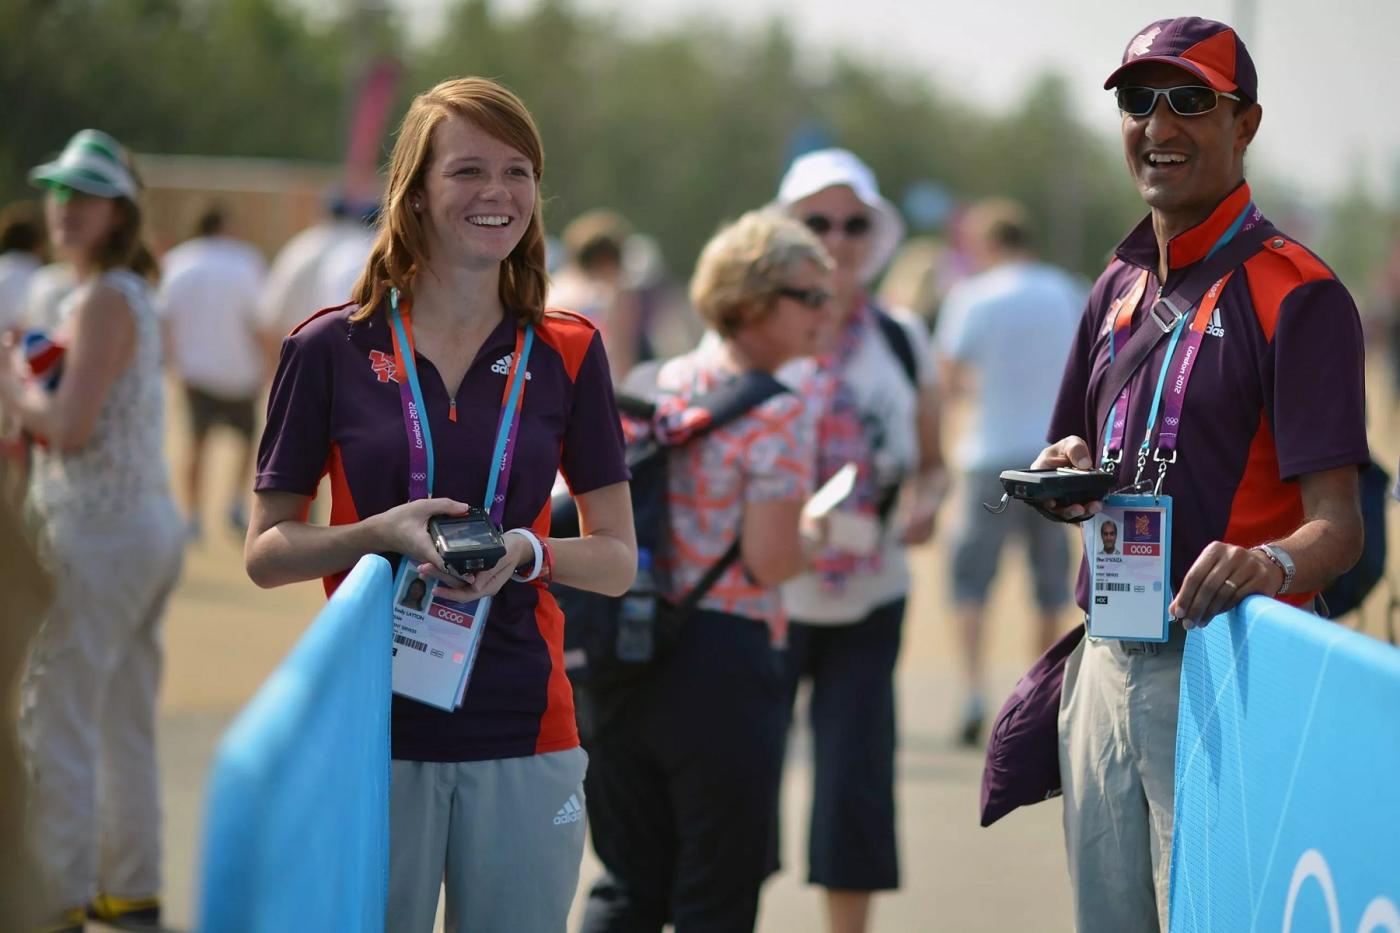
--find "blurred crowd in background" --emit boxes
[3,3,1400,931]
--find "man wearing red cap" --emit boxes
[1032,17,1368,931]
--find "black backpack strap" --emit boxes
[676,541,743,614]
[873,307,919,388]
[615,393,656,421]
[869,307,919,517]
[668,369,789,610]
[1089,222,1277,451]
[679,369,790,440]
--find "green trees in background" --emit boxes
[410,0,1147,276]
[3,0,1386,287]
[1,0,348,175]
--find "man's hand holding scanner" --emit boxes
[1030,436,1107,521]
[1167,541,1285,629]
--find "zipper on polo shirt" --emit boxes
[449,398,457,423]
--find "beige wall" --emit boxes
[135,153,348,260]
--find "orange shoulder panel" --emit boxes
[320,442,361,599]
[289,301,358,338]
[538,307,598,381]
[1242,239,1334,341]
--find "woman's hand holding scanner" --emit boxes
[372,497,475,578]
[417,529,533,602]
[246,494,475,590]
[1028,436,1107,521]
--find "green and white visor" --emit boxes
[29,129,139,200]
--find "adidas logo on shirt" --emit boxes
[553,793,584,826]
[1205,308,1225,338]
[491,353,532,379]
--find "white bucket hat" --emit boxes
[773,148,904,284]
[29,129,140,201]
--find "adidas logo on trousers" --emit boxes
[554,793,584,825]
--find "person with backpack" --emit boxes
[245,78,636,932]
[579,210,833,933]
[772,149,946,933]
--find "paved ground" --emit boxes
[138,359,1400,931]
[147,403,1078,931]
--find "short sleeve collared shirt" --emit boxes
[256,303,630,762]
[1049,183,1370,610]
[655,341,814,635]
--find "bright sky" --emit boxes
[384,0,1399,204]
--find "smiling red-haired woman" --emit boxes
[245,77,637,932]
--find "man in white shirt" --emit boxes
[254,194,376,357]
[934,198,1085,745]
[156,204,266,537]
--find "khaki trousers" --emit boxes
[1058,624,1186,933]
[21,502,184,916]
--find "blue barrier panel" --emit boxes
[198,555,393,933]
[1171,596,1400,933]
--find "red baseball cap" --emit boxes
[1103,16,1258,102]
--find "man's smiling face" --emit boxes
[1119,62,1260,224]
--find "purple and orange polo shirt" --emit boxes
[255,302,629,762]
[1048,182,1370,611]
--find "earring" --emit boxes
[410,197,422,210]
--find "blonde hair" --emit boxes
[351,77,548,325]
[689,210,832,337]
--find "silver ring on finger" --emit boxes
[1222,579,1239,591]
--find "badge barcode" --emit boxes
[394,634,428,652]
[1096,582,1131,593]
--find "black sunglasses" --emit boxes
[1115,85,1242,118]
[775,285,831,310]
[802,214,871,238]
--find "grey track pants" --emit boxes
[387,747,589,933]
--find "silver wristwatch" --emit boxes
[1253,544,1296,595]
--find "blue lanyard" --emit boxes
[483,326,534,521]
[389,290,437,496]
[388,288,533,516]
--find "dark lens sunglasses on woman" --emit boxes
[802,214,872,238]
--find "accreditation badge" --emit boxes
[390,558,491,710]
[1084,494,1173,642]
